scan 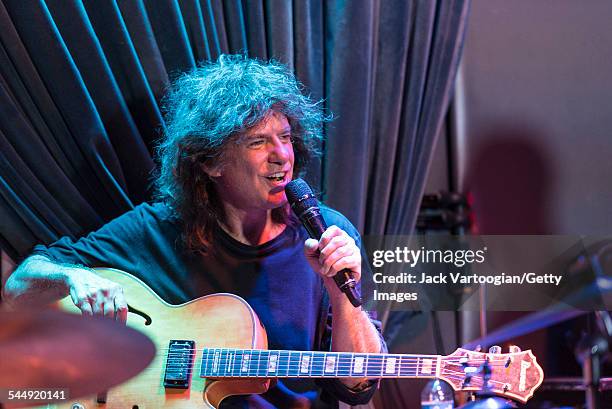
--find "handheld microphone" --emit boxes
[285,179,362,307]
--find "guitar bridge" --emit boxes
[164,340,195,389]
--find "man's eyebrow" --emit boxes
[247,127,292,138]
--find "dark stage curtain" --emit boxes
[0,0,469,406]
[0,0,469,256]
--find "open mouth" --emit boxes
[265,172,286,182]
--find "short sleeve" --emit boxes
[31,202,178,275]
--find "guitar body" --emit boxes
[39,269,543,408]
[58,268,270,409]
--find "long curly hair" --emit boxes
[154,55,328,252]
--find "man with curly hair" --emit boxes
[4,55,384,408]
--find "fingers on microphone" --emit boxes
[320,245,351,276]
[331,257,361,282]
[323,254,361,279]
[318,225,343,249]
[319,234,350,261]
[304,238,319,254]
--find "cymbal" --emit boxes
[0,310,155,408]
[463,277,612,349]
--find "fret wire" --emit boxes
[232,349,240,377]
[304,351,312,377]
[258,350,266,377]
[258,350,265,377]
[396,355,402,377]
[225,349,230,376]
[221,348,227,376]
[316,352,322,376]
[334,352,339,377]
[253,350,260,377]
[203,348,209,378]
[292,351,300,377]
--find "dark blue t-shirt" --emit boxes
[33,202,382,408]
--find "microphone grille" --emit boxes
[285,178,315,205]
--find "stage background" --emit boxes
[0,1,468,408]
[4,0,612,407]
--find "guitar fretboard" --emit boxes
[199,348,440,379]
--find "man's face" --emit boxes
[208,111,295,212]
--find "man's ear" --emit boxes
[201,162,222,178]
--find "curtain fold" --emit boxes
[0,1,470,406]
[0,0,469,269]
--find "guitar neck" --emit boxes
[199,348,440,379]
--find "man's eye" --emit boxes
[280,134,292,143]
[248,139,265,148]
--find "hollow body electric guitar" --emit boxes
[56,269,543,408]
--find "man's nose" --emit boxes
[268,138,291,163]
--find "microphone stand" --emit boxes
[575,311,611,409]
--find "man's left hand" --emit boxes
[304,225,361,288]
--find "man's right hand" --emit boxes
[65,269,128,323]
[2,255,128,324]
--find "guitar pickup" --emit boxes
[164,340,195,389]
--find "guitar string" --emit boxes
[162,350,525,361]
[137,365,511,382]
[162,359,514,367]
[161,349,522,358]
[163,352,522,365]
[162,361,514,368]
[163,351,519,363]
[158,351,525,374]
[166,352,514,366]
[121,366,515,391]
[163,360,515,367]
[154,374,509,388]
[151,369,517,384]
[164,351,518,359]
[438,369,509,385]
[155,366,512,377]
[137,361,523,386]
[155,368,524,388]
[167,353,518,358]
[150,356,515,367]
[161,361,516,369]
[152,361,519,375]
